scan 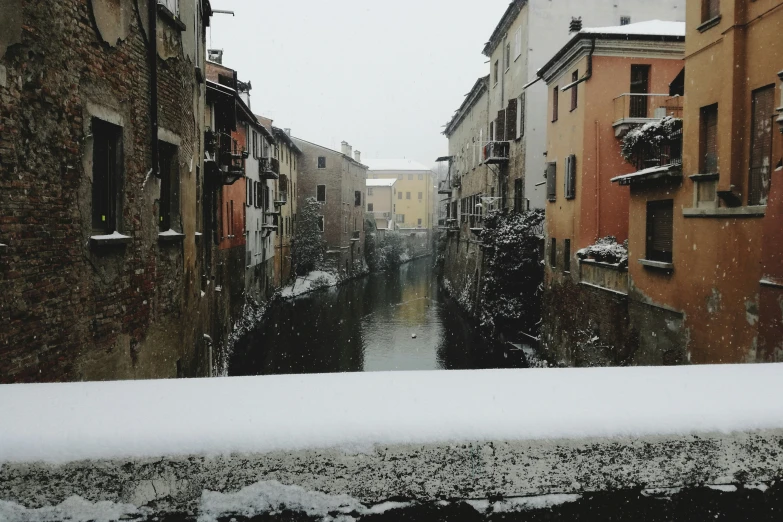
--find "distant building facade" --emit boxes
[366,179,397,231]
[364,159,435,230]
[293,138,367,276]
[270,126,301,288]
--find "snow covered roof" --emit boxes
[582,20,685,37]
[3,364,783,464]
[364,159,431,172]
[611,163,682,185]
[366,179,397,187]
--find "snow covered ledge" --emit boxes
[2,366,783,520]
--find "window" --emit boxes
[702,0,720,22]
[354,190,362,206]
[505,42,511,71]
[620,16,631,25]
[552,86,559,122]
[493,60,499,85]
[700,104,719,174]
[398,191,402,200]
[570,71,578,111]
[646,200,674,263]
[565,154,576,200]
[317,215,324,232]
[368,188,373,196]
[630,65,650,118]
[408,174,413,180]
[406,192,411,199]
[513,27,522,60]
[158,0,179,16]
[749,85,774,205]
[418,192,423,200]
[317,156,326,169]
[546,162,557,202]
[91,118,123,233]
[317,184,326,202]
[368,203,374,212]
[398,173,403,180]
[514,179,523,212]
[246,178,253,207]
[564,239,571,272]
[396,214,405,223]
[418,218,422,226]
[158,141,180,232]
[516,93,525,139]
[550,238,557,268]
[418,174,423,180]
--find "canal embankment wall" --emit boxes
[3,365,783,520]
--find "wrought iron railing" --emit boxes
[631,128,683,171]
[482,141,510,163]
[613,94,683,124]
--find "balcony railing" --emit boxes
[631,128,683,171]
[260,157,280,180]
[482,141,510,164]
[613,94,683,128]
[274,191,288,206]
[438,180,453,195]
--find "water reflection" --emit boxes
[229,258,525,376]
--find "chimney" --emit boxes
[284,128,291,136]
[347,143,353,158]
[569,17,583,34]
[341,141,350,156]
[354,150,362,163]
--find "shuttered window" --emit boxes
[646,200,674,263]
[550,238,557,268]
[496,110,506,141]
[317,184,326,202]
[516,93,525,139]
[552,87,559,122]
[700,104,719,174]
[749,85,774,206]
[564,239,571,272]
[506,98,517,141]
[702,0,720,22]
[565,154,576,200]
[546,162,557,202]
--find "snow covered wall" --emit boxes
[2,365,783,520]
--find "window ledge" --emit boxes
[157,3,187,31]
[90,232,132,248]
[579,258,628,271]
[159,230,186,242]
[697,15,722,33]
[683,206,766,218]
[689,172,719,181]
[639,259,673,271]
[761,278,783,289]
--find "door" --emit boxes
[630,65,651,118]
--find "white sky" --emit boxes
[208,0,510,168]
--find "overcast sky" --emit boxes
[208,0,510,168]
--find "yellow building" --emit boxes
[364,159,434,230]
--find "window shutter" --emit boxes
[514,27,522,59]
[546,162,557,201]
[517,94,525,139]
[495,110,506,141]
[565,154,576,199]
[646,200,674,262]
[506,98,517,141]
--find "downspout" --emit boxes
[595,119,600,241]
[149,0,159,177]
[561,37,595,93]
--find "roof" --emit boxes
[483,0,526,57]
[292,137,368,168]
[364,159,432,172]
[443,76,489,137]
[272,126,302,155]
[366,179,397,187]
[538,20,685,81]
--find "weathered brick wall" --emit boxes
[0,0,213,382]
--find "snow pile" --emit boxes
[399,252,411,263]
[576,236,628,267]
[3,365,783,464]
[199,480,410,522]
[491,494,582,513]
[0,496,149,522]
[621,116,682,166]
[280,270,339,299]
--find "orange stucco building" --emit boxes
[538,21,687,365]
[619,0,783,364]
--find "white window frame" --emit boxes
[516,93,524,139]
[514,27,522,60]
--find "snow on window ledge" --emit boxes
[158,229,186,242]
[638,259,673,271]
[90,232,132,247]
[683,205,766,218]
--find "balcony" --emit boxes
[612,94,683,138]
[259,157,280,180]
[611,128,683,186]
[437,180,453,195]
[274,191,288,207]
[204,129,246,185]
[482,141,510,164]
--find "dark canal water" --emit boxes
[228,257,526,375]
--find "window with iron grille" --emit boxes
[91,118,123,234]
[646,200,674,263]
[317,184,326,202]
[570,71,578,111]
[700,104,719,174]
[550,238,557,268]
[702,0,720,22]
[546,162,557,202]
[552,86,559,122]
[564,239,571,272]
[749,85,774,206]
[565,154,576,200]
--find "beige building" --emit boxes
[366,179,397,231]
[365,159,434,230]
[272,126,301,288]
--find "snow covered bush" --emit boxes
[367,230,409,272]
[621,116,682,166]
[291,197,326,276]
[576,236,628,267]
[479,209,545,337]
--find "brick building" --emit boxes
[292,138,367,276]
[0,0,216,382]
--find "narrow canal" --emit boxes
[228,257,526,375]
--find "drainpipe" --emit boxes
[149,0,159,177]
[561,37,595,94]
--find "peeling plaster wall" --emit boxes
[2,430,783,519]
